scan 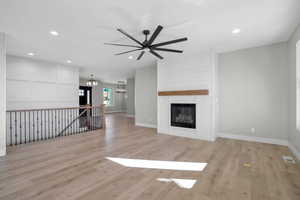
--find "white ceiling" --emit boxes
[0,0,300,83]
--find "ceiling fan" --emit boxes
[104,25,188,60]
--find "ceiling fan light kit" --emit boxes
[105,25,188,60]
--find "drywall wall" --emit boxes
[135,63,157,127]
[79,79,126,113]
[288,24,300,157]
[126,78,135,116]
[0,33,6,156]
[6,55,79,110]
[218,42,289,142]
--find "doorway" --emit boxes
[79,86,92,116]
[79,86,92,106]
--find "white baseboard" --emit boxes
[126,114,135,118]
[105,110,125,114]
[135,123,157,129]
[288,142,300,161]
[0,149,6,157]
[217,133,288,146]
[158,131,215,142]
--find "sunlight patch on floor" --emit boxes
[106,157,207,171]
[157,178,197,189]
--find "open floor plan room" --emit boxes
[0,0,300,199]
[1,114,299,200]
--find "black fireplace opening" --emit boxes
[171,104,196,129]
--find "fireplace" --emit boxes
[171,104,196,129]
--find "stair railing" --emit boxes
[6,105,105,146]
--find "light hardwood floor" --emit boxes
[0,113,299,200]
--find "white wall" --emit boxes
[157,52,216,141]
[158,53,215,91]
[126,78,135,116]
[218,42,289,143]
[0,33,6,156]
[79,79,126,113]
[7,55,79,110]
[288,24,300,157]
[135,63,157,127]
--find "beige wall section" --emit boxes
[218,42,289,141]
[288,24,300,155]
[79,79,126,113]
[126,78,135,116]
[135,63,157,127]
[0,33,6,156]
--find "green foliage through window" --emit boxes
[103,88,113,105]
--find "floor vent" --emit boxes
[282,156,296,164]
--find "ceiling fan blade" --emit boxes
[117,28,144,46]
[115,49,142,55]
[151,37,188,48]
[137,51,145,60]
[104,43,141,48]
[152,47,183,53]
[150,50,163,59]
[147,25,163,45]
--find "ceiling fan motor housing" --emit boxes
[143,30,150,36]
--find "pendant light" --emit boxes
[86,74,98,86]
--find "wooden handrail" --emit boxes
[6,105,103,113]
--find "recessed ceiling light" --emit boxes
[50,30,59,36]
[27,52,35,56]
[128,55,133,59]
[232,28,241,34]
[67,60,72,63]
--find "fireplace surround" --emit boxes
[171,104,196,129]
[157,51,217,141]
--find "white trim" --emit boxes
[217,133,288,146]
[0,33,6,157]
[135,123,157,129]
[158,131,215,142]
[105,110,125,114]
[288,142,300,161]
[126,114,135,118]
[7,78,77,86]
[0,150,5,157]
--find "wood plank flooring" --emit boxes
[0,113,299,200]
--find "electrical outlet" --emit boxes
[251,128,256,133]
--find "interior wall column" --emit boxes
[0,33,6,156]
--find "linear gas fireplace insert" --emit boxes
[171,103,196,129]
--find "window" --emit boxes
[297,41,300,129]
[103,88,113,105]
